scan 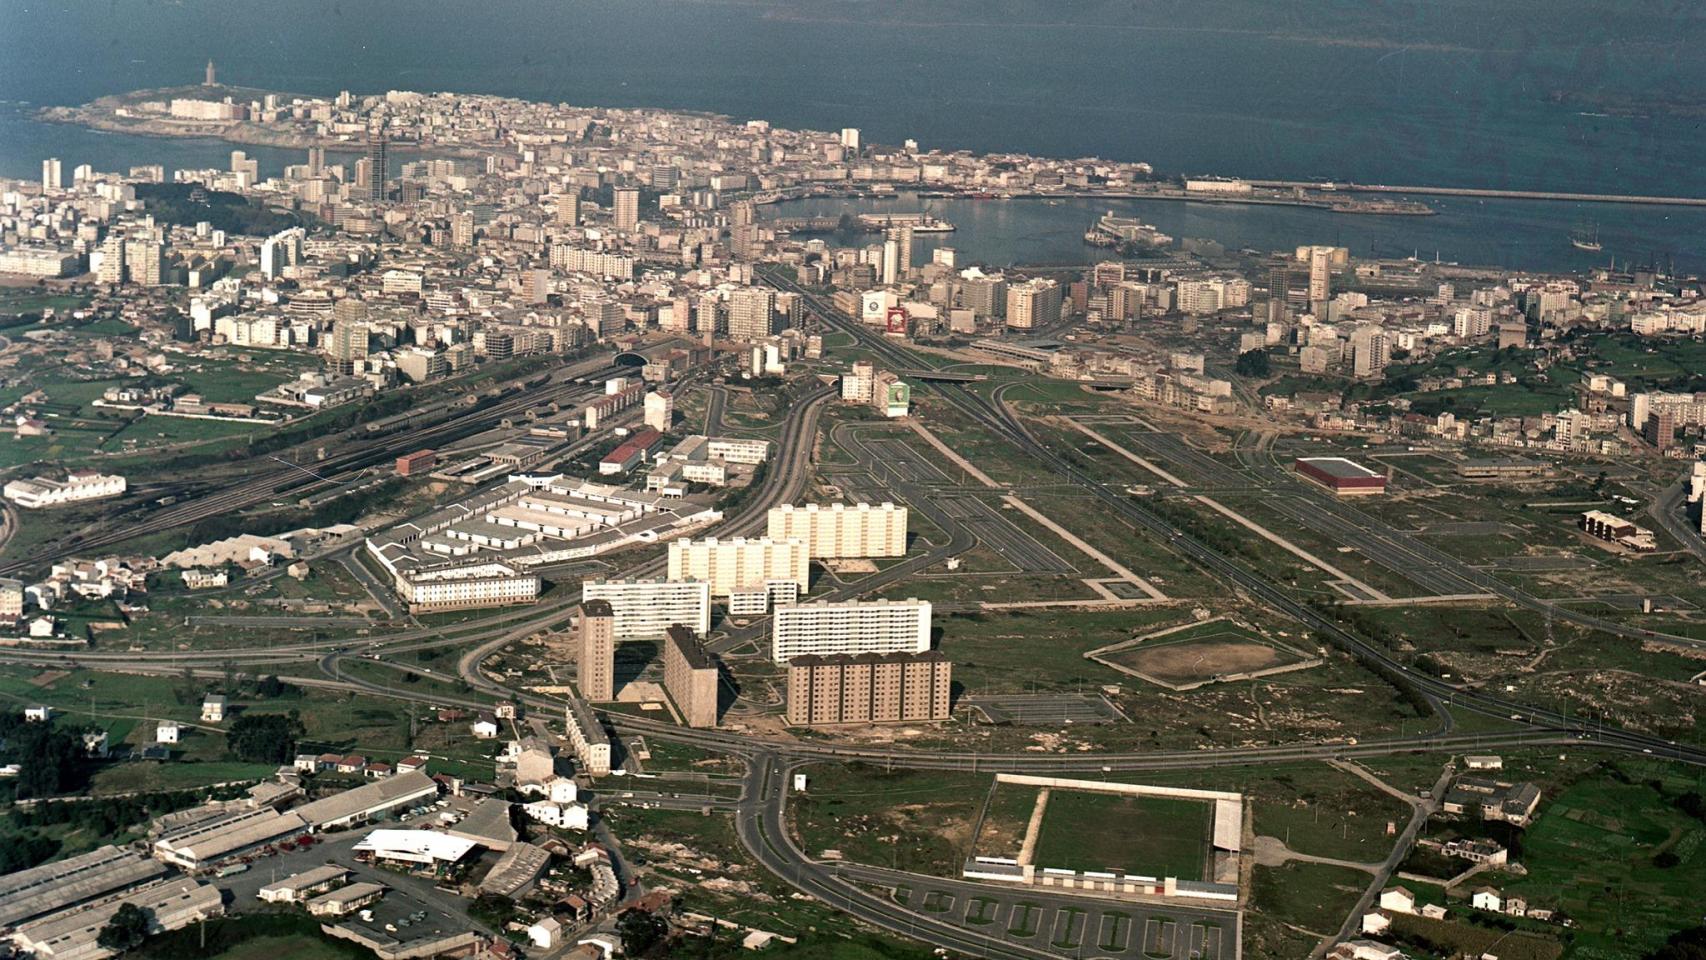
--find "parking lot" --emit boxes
[832,862,1237,960]
[213,823,484,946]
[960,693,1127,726]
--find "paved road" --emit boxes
[1649,472,1706,564]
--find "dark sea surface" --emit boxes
[2,0,1702,270]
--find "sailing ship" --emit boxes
[1570,221,1603,252]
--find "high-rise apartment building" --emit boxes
[451,212,475,248]
[578,599,616,701]
[1308,246,1331,304]
[123,236,165,286]
[327,317,370,374]
[365,127,388,203]
[613,187,640,232]
[771,599,932,663]
[662,625,719,728]
[1005,278,1063,330]
[97,234,126,284]
[666,537,809,598]
[727,286,776,342]
[41,158,62,192]
[1350,326,1389,379]
[555,193,579,227]
[644,391,673,433]
[1645,411,1676,451]
[767,502,908,558]
[960,273,1007,319]
[579,579,711,638]
[585,299,624,339]
[785,650,952,726]
[840,127,862,152]
[885,225,913,281]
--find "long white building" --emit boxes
[394,562,540,612]
[767,502,908,558]
[3,471,126,509]
[771,599,932,663]
[667,537,810,597]
[580,578,712,637]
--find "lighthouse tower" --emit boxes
[204,59,216,86]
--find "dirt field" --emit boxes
[1108,638,1289,685]
[970,780,1042,860]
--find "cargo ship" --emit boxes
[856,212,956,233]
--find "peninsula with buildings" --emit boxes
[0,63,1702,960]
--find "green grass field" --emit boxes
[1250,860,1368,935]
[1030,789,1210,880]
[1505,768,1706,958]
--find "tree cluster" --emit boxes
[225,712,303,765]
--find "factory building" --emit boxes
[771,598,932,663]
[667,536,810,597]
[294,770,440,831]
[0,846,168,929]
[3,471,127,509]
[662,625,720,728]
[767,502,908,558]
[579,578,712,638]
[1293,457,1387,496]
[12,879,224,960]
[785,650,952,726]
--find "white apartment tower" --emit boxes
[613,187,640,232]
[768,502,908,558]
[580,578,712,638]
[667,537,810,597]
[728,286,776,342]
[644,391,674,432]
[771,599,932,663]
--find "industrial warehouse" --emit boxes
[366,474,720,610]
[1292,456,1388,495]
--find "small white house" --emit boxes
[1420,903,1448,920]
[471,718,500,739]
[528,918,562,950]
[1471,887,1502,912]
[1360,912,1390,936]
[1505,896,1528,918]
[156,722,181,745]
[23,705,50,723]
[547,777,578,804]
[1376,887,1415,915]
[201,695,227,722]
[27,616,55,638]
[523,800,589,831]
